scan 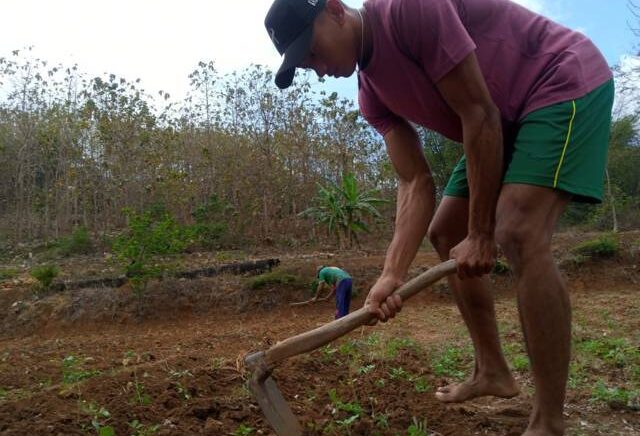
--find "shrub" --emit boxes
[572,234,618,259]
[247,270,300,290]
[56,227,93,256]
[30,264,59,289]
[112,206,194,294]
[192,195,228,249]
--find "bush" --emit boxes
[247,270,300,290]
[192,195,228,249]
[572,234,619,259]
[56,227,93,257]
[112,206,194,294]
[30,264,60,289]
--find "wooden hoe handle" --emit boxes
[264,260,457,367]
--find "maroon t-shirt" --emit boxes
[358,0,613,142]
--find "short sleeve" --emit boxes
[358,75,403,136]
[393,0,477,82]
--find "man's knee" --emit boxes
[427,221,456,258]
[496,217,549,265]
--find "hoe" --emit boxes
[244,259,457,435]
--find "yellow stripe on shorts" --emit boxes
[553,100,577,188]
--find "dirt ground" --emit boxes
[0,231,639,435]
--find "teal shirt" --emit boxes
[318,267,351,286]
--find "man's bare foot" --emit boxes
[435,373,520,403]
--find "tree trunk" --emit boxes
[605,169,618,233]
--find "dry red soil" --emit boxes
[0,232,639,435]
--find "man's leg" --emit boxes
[428,196,518,402]
[335,280,350,319]
[495,184,571,436]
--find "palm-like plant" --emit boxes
[301,173,387,248]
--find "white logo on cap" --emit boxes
[308,0,318,5]
[268,28,280,45]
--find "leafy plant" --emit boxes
[55,226,93,257]
[233,424,255,435]
[576,337,639,368]
[130,380,152,406]
[386,337,417,358]
[112,206,194,294]
[572,234,619,259]
[247,269,300,289]
[430,345,469,380]
[129,419,160,436]
[375,413,389,429]
[328,388,363,429]
[62,355,99,384]
[413,376,430,393]
[407,416,430,436]
[300,173,387,248]
[590,380,640,410]
[389,366,410,380]
[174,381,192,400]
[80,401,115,436]
[30,264,59,290]
[192,195,228,249]
[357,364,375,375]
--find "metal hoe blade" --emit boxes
[245,351,302,435]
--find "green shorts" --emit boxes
[443,79,614,203]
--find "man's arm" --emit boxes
[435,52,502,279]
[320,285,336,301]
[312,281,327,301]
[365,119,436,321]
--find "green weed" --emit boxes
[430,345,469,380]
[407,417,431,436]
[62,355,99,384]
[79,400,115,436]
[30,264,59,290]
[0,268,19,281]
[572,234,618,259]
[413,376,430,393]
[247,270,300,289]
[128,419,160,436]
[590,380,640,410]
[233,424,255,435]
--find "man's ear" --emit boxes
[324,0,346,24]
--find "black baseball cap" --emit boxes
[264,0,327,89]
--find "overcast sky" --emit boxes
[0,0,636,103]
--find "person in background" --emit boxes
[313,265,353,319]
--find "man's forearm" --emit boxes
[381,174,435,280]
[462,108,503,237]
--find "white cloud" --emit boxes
[613,54,640,118]
[0,0,284,99]
[510,0,547,14]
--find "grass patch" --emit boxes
[0,268,19,281]
[575,337,639,369]
[429,345,471,380]
[29,264,60,290]
[214,250,247,262]
[62,355,100,384]
[246,269,301,289]
[571,234,619,259]
[590,380,640,410]
[53,227,93,257]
